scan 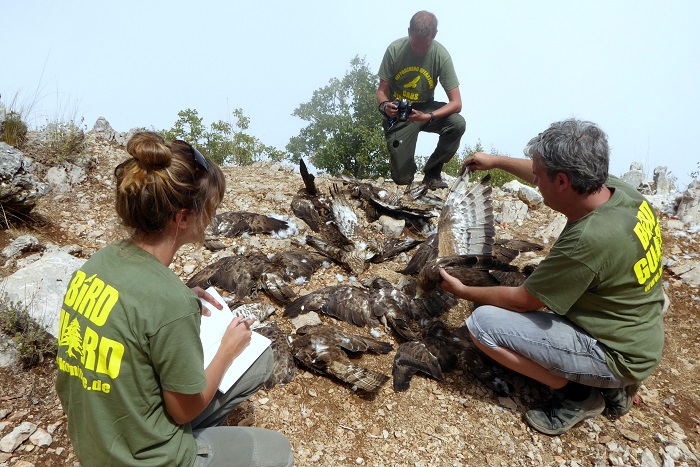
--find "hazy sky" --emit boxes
[3,1,698,188]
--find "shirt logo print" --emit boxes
[404,76,421,89]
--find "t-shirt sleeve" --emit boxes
[378,46,394,82]
[150,310,207,394]
[439,54,460,92]
[524,248,596,315]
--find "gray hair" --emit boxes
[409,11,437,39]
[524,119,609,194]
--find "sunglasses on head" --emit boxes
[181,141,209,175]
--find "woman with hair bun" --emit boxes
[55,131,293,466]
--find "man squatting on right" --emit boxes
[440,119,664,435]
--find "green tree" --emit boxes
[286,56,389,179]
[162,108,284,166]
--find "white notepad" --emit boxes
[198,287,271,392]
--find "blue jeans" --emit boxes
[466,306,633,389]
[192,347,293,466]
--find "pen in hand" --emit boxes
[238,317,256,329]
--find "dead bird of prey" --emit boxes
[284,278,419,341]
[209,211,289,237]
[290,325,393,393]
[255,322,297,389]
[304,184,381,275]
[186,248,327,303]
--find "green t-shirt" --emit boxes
[55,240,207,467]
[524,176,664,381]
[378,37,459,104]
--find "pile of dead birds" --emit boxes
[185,161,543,396]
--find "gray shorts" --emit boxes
[193,426,293,467]
[192,348,293,466]
[466,305,631,389]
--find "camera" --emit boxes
[393,98,413,122]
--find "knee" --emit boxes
[450,114,467,135]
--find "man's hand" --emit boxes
[438,268,466,298]
[408,110,432,123]
[384,101,398,119]
[462,152,497,173]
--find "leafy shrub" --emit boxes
[0,296,57,369]
[162,108,284,166]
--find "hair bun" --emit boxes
[126,132,171,170]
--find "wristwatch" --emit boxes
[429,112,435,123]
[379,101,390,117]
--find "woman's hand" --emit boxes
[191,286,223,316]
[219,316,253,362]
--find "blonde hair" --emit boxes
[114,131,225,239]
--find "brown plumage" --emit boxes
[186,248,327,303]
[291,159,327,233]
[210,211,289,237]
[369,237,423,264]
[366,277,419,341]
[392,341,443,392]
[392,319,514,395]
[186,254,269,301]
[284,278,422,340]
[291,162,384,274]
[255,322,296,389]
[393,320,469,392]
[284,285,380,328]
[290,325,393,393]
[340,175,442,233]
[304,184,380,274]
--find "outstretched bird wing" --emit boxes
[438,172,495,257]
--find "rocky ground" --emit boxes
[1,135,699,466]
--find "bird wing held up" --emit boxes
[438,173,495,258]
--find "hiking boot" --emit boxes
[422,176,448,190]
[600,383,640,420]
[524,389,605,436]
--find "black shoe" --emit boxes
[423,176,448,190]
[600,383,640,420]
[524,390,605,436]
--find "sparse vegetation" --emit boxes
[38,119,87,162]
[0,295,57,369]
[1,112,29,147]
[161,108,284,166]
[691,161,700,183]
[1,91,86,163]
[1,92,34,147]
[429,140,533,188]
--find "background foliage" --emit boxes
[161,108,284,166]
[286,56,389,179]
